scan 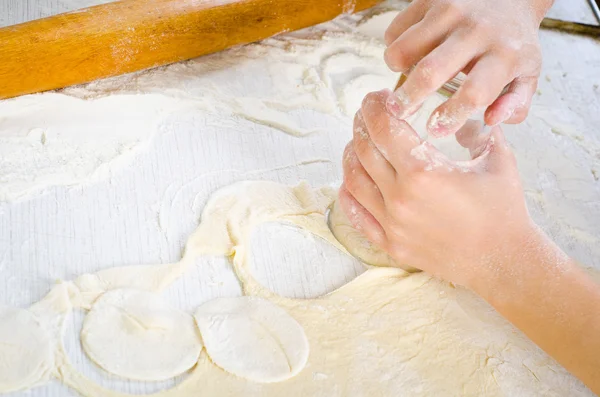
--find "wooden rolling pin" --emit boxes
[0,0,383,100]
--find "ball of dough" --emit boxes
[81,289,202,381]
[0,306,52,393]
[327,199,416,271]
[194,296,309,383]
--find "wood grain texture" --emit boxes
[541,17,600,37]
[0,0,383,99]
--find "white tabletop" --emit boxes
[0,1,599,396]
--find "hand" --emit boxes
[384,0,552,136]
[340,89,538,292]
[341,90,600,394]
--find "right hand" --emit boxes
[340,89,541,292]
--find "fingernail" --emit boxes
[394,87,410,106]
[386,88,411,119]
[385,95,403,117]
[427,111,454,138]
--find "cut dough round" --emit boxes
[81,289,202,381]
[0,306,52,393]
[194,296,309,383]
[327,199,416,271]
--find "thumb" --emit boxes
[483,127,517,174]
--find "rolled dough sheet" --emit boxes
[1,181,593,396]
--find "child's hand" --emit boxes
[340,90,537,292]
[384,0,552,136]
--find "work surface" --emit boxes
[0,1,599,396]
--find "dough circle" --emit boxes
[194,296,309,383]
[81,289,202,381]
[0,306,52,393]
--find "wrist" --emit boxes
[471,222,560,305]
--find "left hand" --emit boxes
[383,0,551,136]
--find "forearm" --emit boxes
[478,228,600,393]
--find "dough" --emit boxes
[327,198,401,268]
[194,296,309,383]
[0,5,598,396]
[0,181,593,397]
[0,306,52,393]
[81,289,202,381]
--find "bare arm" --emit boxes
[479,229,600,393]
[340,89,600,394]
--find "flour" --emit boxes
[0,3,599,397]
[0,94,183,201]
[0,180,593,396]
[0,29,396,202]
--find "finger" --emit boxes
[363,90,422,175]
[482,126,517,175]
[352,106,397,189]
[384,0,427,46]
[342,142,386,221]
[455,120,491,159]
[427,54,515,137]
[391,31,482,118]
[338,184,386,246]
[384,9,456,73]
[484,76,537,126]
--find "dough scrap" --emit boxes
[0,306,52,393]
[194,296,309,383]
[81,288,202,381]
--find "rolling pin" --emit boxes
[0,0,384,100]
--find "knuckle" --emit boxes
[460,84,490,108]
[442,0,468,19]
[368,119,387,142]
[353,125,370,150]
[413,57,443,88]
[361,92,382,111]
[352,136,368,159]
[342,148,355,172]
[469,19,493,36]
[493,44,522,65]
[384,27,398,47]
[343,168,359,194]
[384,45,412,72]
[353,111,364,131]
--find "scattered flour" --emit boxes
[0,3,598,397]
